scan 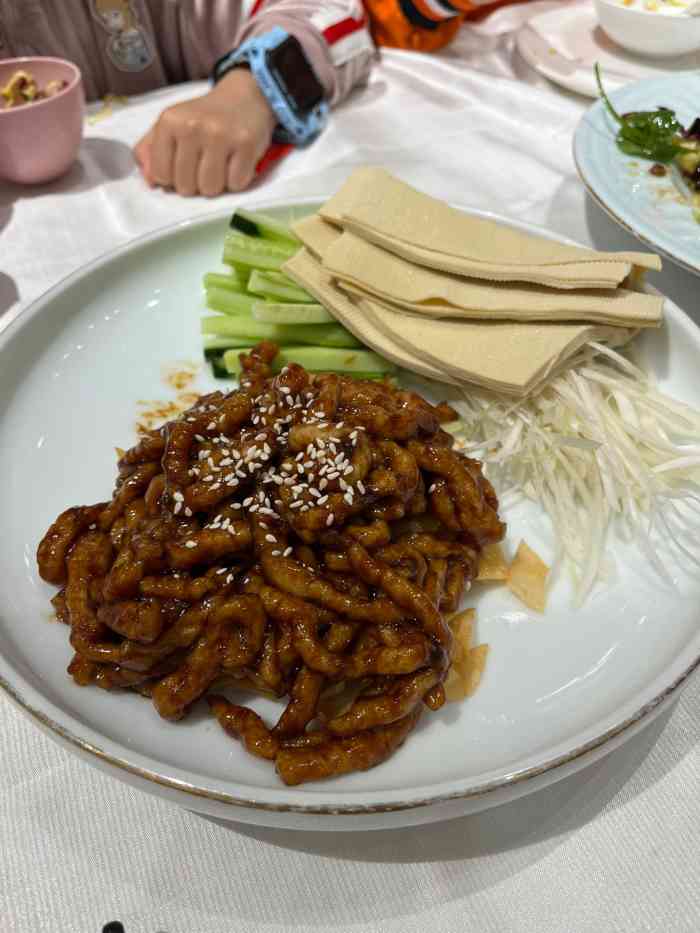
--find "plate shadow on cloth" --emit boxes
[0,137,134,203]
[0,202,18,317]
[173,705,691,927]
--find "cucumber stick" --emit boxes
[202,315,361,349]
[248,269,312,304]
[223,346,397,376]
[223,231,297,271]
[203,335,254,351]
[205,286,257,317]
[204,272,247,293]
[252,301,334,325]
[230,209,300,245]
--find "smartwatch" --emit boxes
[213,27,329,147]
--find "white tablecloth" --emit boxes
[1,3,698,931]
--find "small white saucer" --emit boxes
[516,0,700,98]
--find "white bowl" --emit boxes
[594,0,700,57]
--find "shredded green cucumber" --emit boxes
[209,354,230,379]
[203,272,248,293]
[202,315,361,349]
[248,269,312,303]
[205,287,257,317]
[230,209,300,245]
[224,346,397,376]
[203,335,254,352]
[252,301,334,325]
[223,231,297,272]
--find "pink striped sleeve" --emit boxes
[236,0,376,106]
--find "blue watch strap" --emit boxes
[213,27,328,147]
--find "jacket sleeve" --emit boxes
[236,1,376,107]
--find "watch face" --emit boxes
[268,36,325,115]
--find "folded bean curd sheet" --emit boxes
[322,231,664,328]
[287,219,635,396]
[283,248,460,386]
[351,290,636,396]
[319,167,662,290]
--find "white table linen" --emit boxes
[1,3,698,930]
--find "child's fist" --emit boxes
[135,69,276,197]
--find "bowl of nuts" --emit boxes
[0,57,84,185]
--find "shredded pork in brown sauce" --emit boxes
[37,342,505,785]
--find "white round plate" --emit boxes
[516,1,700,98]
[1,199,699,832]
[574,74,700,276]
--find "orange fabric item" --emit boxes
[365,0,529,53]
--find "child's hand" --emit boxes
[134,69,277,197]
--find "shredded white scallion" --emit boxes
[440,342,700,605]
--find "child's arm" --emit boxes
[136,1,375,198]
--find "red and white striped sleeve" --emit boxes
[235,0,376,106]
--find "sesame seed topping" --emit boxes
[283,546,293,557]
[184,540,197,549]
[326,514,334,526]
[357,480,365,494]
[265,534,277,543]
[271,550,281,557]
[428,483,436,494]
[317,495,329,505]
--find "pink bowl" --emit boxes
[0,57,84,185]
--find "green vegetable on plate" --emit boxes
[595,63,683,163]
[200,208,395,381]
